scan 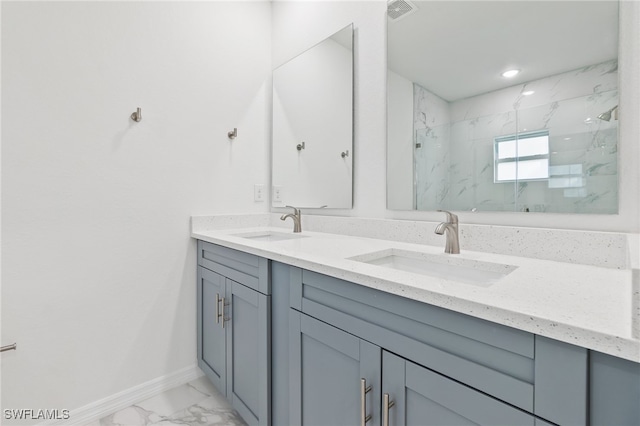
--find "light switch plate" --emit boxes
[273,185,283,202]
[254,184,265,202]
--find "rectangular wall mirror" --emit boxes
[272,24,354,209]
[387,1,619,214]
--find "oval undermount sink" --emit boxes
[349,248,517,287]
[233,231,308,242]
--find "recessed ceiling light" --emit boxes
[564,137,571,140]
[584,118,593,124]
[522,90,535,96]
[501,69,520,78]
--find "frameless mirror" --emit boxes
[387,1,619,214]
[272,24,354,209]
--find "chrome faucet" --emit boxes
[281,206,302,233]
[434,210,460,254]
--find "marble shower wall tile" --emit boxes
[414,59,618,214]
[414,84,452,210]
[413,83,450,130]
[415,126,450,210]
[448,111,518,212]
[449,59,618,122]
[513,90,618,214]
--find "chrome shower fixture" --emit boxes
[597,105,619,122]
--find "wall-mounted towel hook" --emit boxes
[228,128,238,139]
[341,150,350,158]
[1,343,17,353]
[130,107,142,122]
[297,142,306,151]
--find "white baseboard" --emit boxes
[38,365,204,426]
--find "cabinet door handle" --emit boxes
[221,297,230,329]
[360,378,372,425]
[215,293,222,324]
[383,393,395,426]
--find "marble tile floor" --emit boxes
[87,376,247,426]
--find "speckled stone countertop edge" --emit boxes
[192,226,640,363]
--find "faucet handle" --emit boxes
[437,209,458,223]
[285,205,300,216]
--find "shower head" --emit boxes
[597,110,612,121]
[597,105,619,122]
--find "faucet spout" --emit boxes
[281,206,302,232]
[434,210,460,254]
[434,222,448,235]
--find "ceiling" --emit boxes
[387,1,619,102]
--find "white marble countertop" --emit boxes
[192,226,640,362]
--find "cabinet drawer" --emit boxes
[292,269,535,412]
[197,240,270,294]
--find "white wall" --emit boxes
[272,0,640,233]
[1,1,271,421]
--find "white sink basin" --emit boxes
[350,249,517,287]
[233,231,308,242]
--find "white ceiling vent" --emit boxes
[387,0,418,22]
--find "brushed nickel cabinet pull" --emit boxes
[221,297,230,329]
[360,378,372,425]
[216,293,222,324]
[383,393,395,426]
[1,343,17,353]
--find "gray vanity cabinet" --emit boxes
[198,247,639,426]
[287,267,590,425]
[197,241,271,426]
[289,310,382,426]
[288,309,547,426]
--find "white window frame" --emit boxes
[494,130,550,183]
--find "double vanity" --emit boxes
[192,217,639,426]
[194,1,638,424]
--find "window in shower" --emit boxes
[494,130,550,182]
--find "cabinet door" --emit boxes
[382,351,536,426]
[226,279,270,426]
[197,267,227,395]
[590,351,640,425]
[289,311,381,426]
